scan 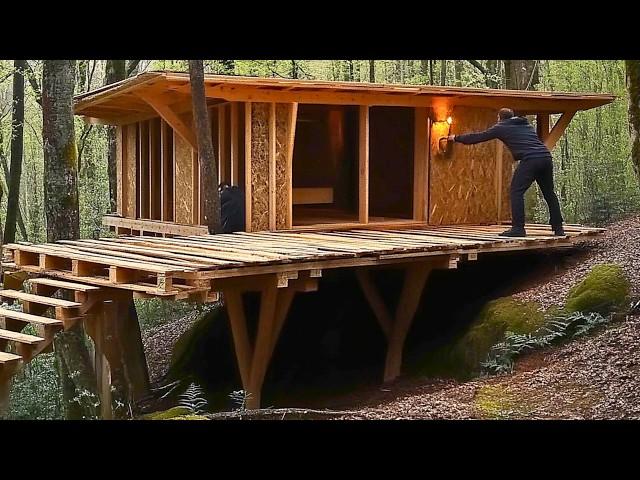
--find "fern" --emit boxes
[228,390,251,411]
[177,383,208,415]
[481,310,611,375]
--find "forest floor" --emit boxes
[328,215,640,419]
[140,215,640,419]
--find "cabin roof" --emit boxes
[74,71,616,124]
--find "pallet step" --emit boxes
[0,328,44,345]
[0,307,63,327]
[0,289,82,309]
[0,351,22,365]
[27,278,101,292]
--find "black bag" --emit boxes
[220,185,245,233]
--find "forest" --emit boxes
[1,59,639,420]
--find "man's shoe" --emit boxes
[499,228,527,237]
[553,226,566,236]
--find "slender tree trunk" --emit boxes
[369,60,375,83]
[429,60,434,85]
[505,60,539,90]
[627,60,640,182]
[4,60,26,244]
[440,60,447,85]
[0,130,27,239]
[43,60,100,419]
[290,60,298,79]
[103,60,127,213]
[454,60,463,86]
[189,60,221,234]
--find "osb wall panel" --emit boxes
[250,102,270,231]
[429,106,499,225]
[501,148,514,222]
[275,103,292,229]
[124,124,137,218]
[174,132,194,224]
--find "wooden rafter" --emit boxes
[544,111,576,150]
[135,92,197,150]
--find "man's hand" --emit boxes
[447,134,456,142]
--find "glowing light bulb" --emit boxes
[446,116,453,125]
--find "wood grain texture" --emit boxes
[174,131,194,224]
[250,103,270,232]
[124,124,137,218]
[275,103,292,230]
[429,106,499,225]
[501,147,514,222]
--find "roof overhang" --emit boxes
[74,71,617,125]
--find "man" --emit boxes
[447,108,565,237]
[219,183,245,233]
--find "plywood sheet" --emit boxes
[429,106,499,225]
[250,102,270,231]
[275,103,293,229]
[124,124,137,218]
[174,131,194,224]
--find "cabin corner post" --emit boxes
[413,107,429,222]
[359,105,370,224]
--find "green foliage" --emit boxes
[417,297,545,379]
[177,382,209,415]
[481,311,610,375]
[141,405,192,420]
[474,384,527,419]
[565,263,630,314]
[135,298,212,331]
[1,352,63,420]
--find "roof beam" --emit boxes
[135,91,197,150]
[544,111,576,150]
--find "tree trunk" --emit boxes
[369,60,375,83]
[627,60,640,183]
[189,60,221,234]
[43,60,100,419]
[440,60,447,85]
[505,60,539,90]
[454,60,463,86]
[290,60,298,79]
[429,60,434,85]
[4,60,26,244]
[0,130,27,240]
[104,60,127,213]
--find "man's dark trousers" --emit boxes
[510,155,563,231]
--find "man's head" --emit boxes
[498,108,515,121]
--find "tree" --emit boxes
[504,60,539,90]
[189,60,221,234]
[369,60,375,83]
[627,60,640,182]
[4,60,26,243]
[103,60,126,213]
[440,60,447,86]
[43,60,100,419]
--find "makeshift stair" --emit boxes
[0,277,104,410]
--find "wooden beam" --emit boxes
[218,105,227,183]
[149,118,161,220]
[536,113,550,142]
[160,120,173,221]
[224,290,252,388]
[230,102,239,186]
[192,149,200,225]
[138,121,150,219]
[269,103,277,230]
[544,111,576,150]
[355,269,392,338]
[413,107,428,221]
[495,140,504,223]
[384,263,432,382]
[246,281,278,409]
[135,92,197,150]
[359,105,369,224]
[286,103,298,229]
[245,102,253,231]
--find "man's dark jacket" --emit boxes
[454,116,551,161]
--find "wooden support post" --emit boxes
[544,111,576,150]
[218,105,227,184]
[383,263,432,382]
[224,273,300,410]
[268,103,277,230]
[244,102,253,231]
[413,107,429,221]
[92,303,113,420]
[536,113,550,142]
[495,140,504,223]
[355,269,393,338]
[230,102,239,186]
[135,92,197,150]
[359,105,369,224]
[286,103,298,229]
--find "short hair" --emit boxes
[498,108,514,120]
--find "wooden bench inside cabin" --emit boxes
[292,187,334,205]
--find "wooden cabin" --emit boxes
[74,71,614,234]
[0,72,615,413]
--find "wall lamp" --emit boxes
[431,115,454,157]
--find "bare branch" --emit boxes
[466,59,488,76]
[127,60,141,77]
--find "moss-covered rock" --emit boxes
[417,297,545,379]
[141,406,192,420]
[565,263,630,315]
[170,414,209,420]
[474,384,529,419]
